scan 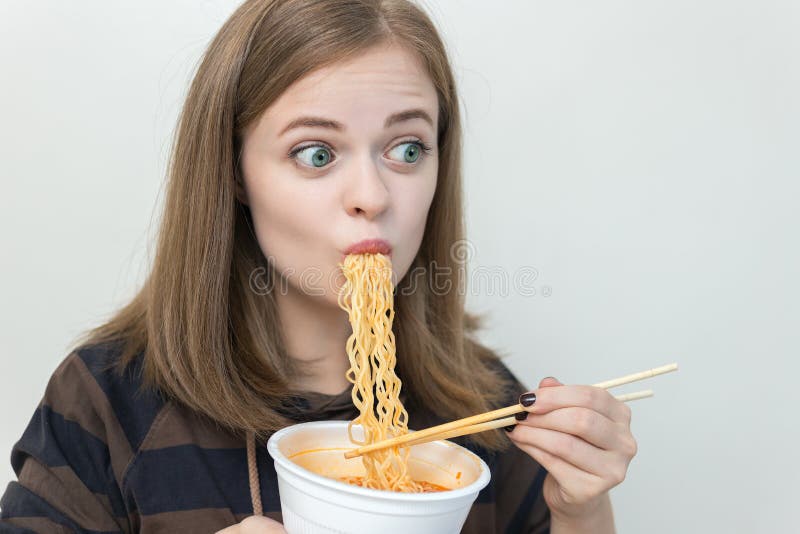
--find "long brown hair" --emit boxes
[71,0,516,451]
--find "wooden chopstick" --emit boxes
[343,404,525,460]
[343,363,677,459]
[614,389,655,403]
[403,389,654,447]
[592,363,677,389]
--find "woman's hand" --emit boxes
[507,377,638,527]
[215,515,287,533]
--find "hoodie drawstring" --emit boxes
[246,430,263,515]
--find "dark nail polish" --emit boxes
[504,425,515,432]
[519,392,537,407]
[515,411,528,421]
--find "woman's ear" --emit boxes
[234,169,249,206]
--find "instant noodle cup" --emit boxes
[266,420,491,534]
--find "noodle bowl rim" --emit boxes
[266,421,491,502]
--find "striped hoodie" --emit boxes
[0,342,550,533]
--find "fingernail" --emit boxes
[519,392,537,407]
[504,425,515,432]
[515,411,528,421]
[543,376,557,382]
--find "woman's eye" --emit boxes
[292,145,333,168]
[289,140,431,169]
[387,141,427,164]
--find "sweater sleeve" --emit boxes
[0,352,134,533]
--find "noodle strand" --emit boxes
[337,253,424,492]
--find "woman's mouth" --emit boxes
[342,238,392,257]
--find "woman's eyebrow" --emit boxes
[278,108,434,137]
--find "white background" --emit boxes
[1,1,798,532]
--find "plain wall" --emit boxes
[1,1,798,531]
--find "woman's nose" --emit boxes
[344,154,390,219]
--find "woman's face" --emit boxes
[238,43,439,307]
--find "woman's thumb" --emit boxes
[241,516,286,533]
[216,515,286,533]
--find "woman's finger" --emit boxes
[509,424,618,479]
[517,406,620,451]
[538,376,563,388]
[520,384,631,424]
[512,440,608,506]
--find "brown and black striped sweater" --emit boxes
[0,343,550,533]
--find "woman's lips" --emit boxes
[343,238,392,256]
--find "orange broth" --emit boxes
[338,475,449,492]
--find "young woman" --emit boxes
[0,1,637,532]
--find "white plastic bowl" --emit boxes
[266,420,491,534]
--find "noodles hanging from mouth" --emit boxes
[337,252,432,492]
